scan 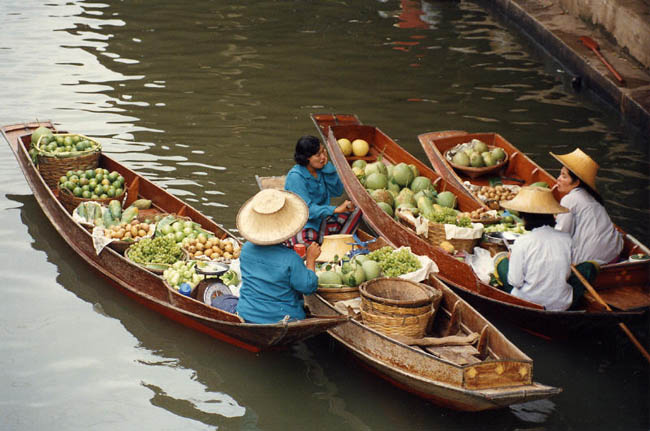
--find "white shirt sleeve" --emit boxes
[507,240,525,288]
[555,210,573,233]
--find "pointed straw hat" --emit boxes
[236,189,308,245]
[317,234,354,262]
[549,148,599,191]
[500,186,569,214]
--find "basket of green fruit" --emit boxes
[444,139,508,179]
[34,133,101,189]
[124,236,186,274]
[57,168,126,213]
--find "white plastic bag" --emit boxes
[465,246,494,284]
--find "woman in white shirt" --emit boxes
[550,148,623,265]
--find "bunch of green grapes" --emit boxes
[423,207,471,227]
[128,236,184,265]
[368,246,421,277]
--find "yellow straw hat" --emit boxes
[500,186,568,214]
[317,234,354,262]
[549,148,599,191]
[236,189,308,245]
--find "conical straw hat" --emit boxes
[317,234,354,262]
[549,148,599,191]
[236,189,308,245]
[500,186,568,214]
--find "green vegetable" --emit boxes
[367,246,421,277]
[131,199,152,210]
[108,200,122,220]
[121,206,138,224]
[220,270,239,286]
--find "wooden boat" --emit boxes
[257,175,561,411]
[419,131,650,311]
[311,114,647,336]
[2,121,348,353]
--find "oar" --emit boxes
[571,265,650,364]
[578,36,625,85]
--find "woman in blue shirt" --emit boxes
[235,188,322,323]
[284,135,362,247]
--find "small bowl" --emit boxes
[193,260,229,275]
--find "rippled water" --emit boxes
[1,1,648,430]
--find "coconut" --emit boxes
[470,152,484,168]
[362,260,382,280]
[318,270,342,286]
[436,191,457,208]
[377,202,394,217]
[365,161,388,177]
[370,189,394,207]
[352,159,367,170]
[471,139,488,154]
[410,176,433,194]
[395,187,416,207]
[491,147,506,162]
[392,163,414,187]
[366,172,388,190]
[452,152,470,167]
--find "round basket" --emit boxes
[317,285,360,303]
[396,210,479,253]
[445,146,508,179]
[35,134,101,189]
[359,278,442,338]
[58,186,125,214]
[124,244,186,275]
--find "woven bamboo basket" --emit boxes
[58,186,125,214]
[35,134,101,189]
[359,278,442,338]
[397,210,478,253]
[360,309,433,338]
[444,145,508,179]
[317,286,360,303]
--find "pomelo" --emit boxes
[337,138,352,156]
[352,139,369,157]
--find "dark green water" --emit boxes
[0,1,648,430]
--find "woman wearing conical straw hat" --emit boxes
[550,148,623,265]
[234,189,322,323]
[494,187,598,311]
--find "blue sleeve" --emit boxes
[285,170,336,224]
[321,162,344,198]
[288,255,318,294]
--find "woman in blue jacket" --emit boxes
[284,135,362,247]
[235,188,322,323]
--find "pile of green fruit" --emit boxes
[127,236,185,265]
[58,168,125,200]
[155,215,214,244]
[30,126,100,160]
[351,158,470,227]
[447,139,506,168]
[163,261,204,291]
[317,253,383,287]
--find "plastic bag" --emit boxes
[465,246,495,284]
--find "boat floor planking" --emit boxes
[2,121,347,352]
[310,114,647,336]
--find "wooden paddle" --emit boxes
[571,265,650,363]
[579,36,625,85]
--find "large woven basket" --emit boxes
[317,286,360,303]
[397,210,478,253]
[35,134,101,189]
[359,277,442,338]
[58,186,125,214]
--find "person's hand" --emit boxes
[305,242,321,270]
[334,200,355,213]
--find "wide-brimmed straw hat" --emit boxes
[500,186,568,214]
[236,189,308,245]
[317,234,354,262]
[549,148,599,191]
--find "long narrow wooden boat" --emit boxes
[311,114,647,336]
[257,175,561,411]
[2,121,348,353]
[419,130,650,310]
